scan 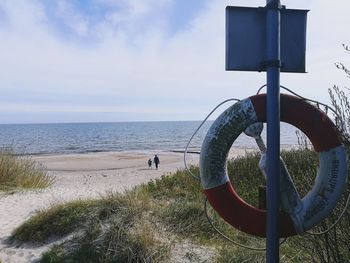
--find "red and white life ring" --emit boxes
[200,93,347,237]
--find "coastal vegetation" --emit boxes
[12,148,350,262]
[8,76,350,261]
[0,148,54,191]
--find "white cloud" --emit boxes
[0,0,349,123]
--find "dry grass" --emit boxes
[0,148,54,191]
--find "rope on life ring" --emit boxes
[199,93,348,237]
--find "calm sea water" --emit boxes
[0,121,299,155]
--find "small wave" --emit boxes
[0,122,300,155]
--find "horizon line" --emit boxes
[0,120,216,126]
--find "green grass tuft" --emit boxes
[12,200,99,243]
[41,218,170,263]
[39,190,170,263]
[144,166,201,200]
[0,148,54,191]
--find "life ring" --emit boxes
[200,93,347,237]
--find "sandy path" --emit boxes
[0,150,200,263]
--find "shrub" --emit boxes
[295,74,350,262]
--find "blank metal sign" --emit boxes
[226,6,308,73]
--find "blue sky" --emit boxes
[0,0,349,124]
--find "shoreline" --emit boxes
[8,143,298,157]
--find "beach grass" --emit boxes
[37,190,169,263]
[12,149,350,262]
[0,148,54,191]
[12,200,99,243]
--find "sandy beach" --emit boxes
[0,150,199,263]
[0,148,251,263]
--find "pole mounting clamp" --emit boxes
[266,0,283,9]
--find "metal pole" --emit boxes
[266,0,281,262]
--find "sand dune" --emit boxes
[0,150,199,263]
[0,148,251,263]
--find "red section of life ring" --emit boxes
[203,93,342,237]
[205,182,296,237]
[251,94,341,152]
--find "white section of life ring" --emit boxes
[259,146,347,234]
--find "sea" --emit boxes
[0,121,300,155]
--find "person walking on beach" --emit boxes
[154,155,160,170]
[148,158,152,169]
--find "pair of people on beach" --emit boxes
[148,155,160,170]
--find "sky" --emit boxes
[0,0,349,124]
